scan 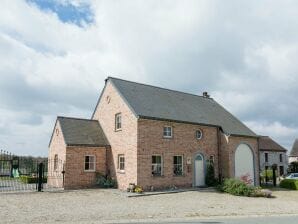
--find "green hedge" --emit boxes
[219,178,255,196]
[19,175,47,184]
[280,179,298,190]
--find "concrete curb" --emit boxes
[127,187,217,197]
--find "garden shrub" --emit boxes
[280,179,298,190]
[96,173,117,188]
[205,162,219,186]
[260,169,273,182]
[219,178,255,196]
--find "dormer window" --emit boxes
[163,126,172,138]
[115,113,122,131]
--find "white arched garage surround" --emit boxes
[234,144,255,185]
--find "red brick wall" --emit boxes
[220,134,259,185]
[92,81,138,190]
[137,119,219,190]
[64,146,107,189]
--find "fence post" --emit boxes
[38,163,43,192]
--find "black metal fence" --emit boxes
[0,150,64,193]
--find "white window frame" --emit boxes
[152,155,163,176]
[163,126,172,138]
[196,129,203,140]
[118,154,125,171]
[279,154,283,163]
[84,155,96,172]
[173,155,183,176]
[115,113,122,131]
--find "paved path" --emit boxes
[1,189,298,223]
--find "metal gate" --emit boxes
[0,150,64,193]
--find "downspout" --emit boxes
[217,127,222,183]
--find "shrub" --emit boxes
[19,175,47,184]
[219,178,255,196]
[134,185,143,193]
[260,169,273,182]
[205,162,219,186]
[280,179,298,190]
[240,173,253,185]
[96,173,117,188]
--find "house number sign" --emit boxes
[186,157,192,165]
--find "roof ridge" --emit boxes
[108,76,214,100]
[57,116,98,122]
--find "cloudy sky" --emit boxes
[1,0,298,156]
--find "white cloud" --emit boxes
[0,0,298,155]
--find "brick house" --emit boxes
[48,77,260,190]
[259,136,288,176]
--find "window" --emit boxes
[163,126,172,138]
[118,154,125,171]
[196,130,203,139]
[265,153,268,162]
[279,154,283,162]
[54,154,58,171]
[84,155,95,171]
[152,155,162,176]
[173,156,183,176]
[115,113,122,130]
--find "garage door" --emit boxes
[235,144,255,185]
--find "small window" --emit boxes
[196,130,203,139]
[173,155,183,176]
[54,154,58,171]
[118,154,125,171]
[152,155,162,176]
[84,155,95,171]
[163,126,172,138]
[265,153,268,162]
[279,154,283,163]
[115,113,122,131]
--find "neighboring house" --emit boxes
[259,136,288,176]
[48,77,260,190]
[289,139,298,163]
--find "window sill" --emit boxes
[173,174,185,177]
[115,129,122,132]
[84,170,96,172]
[162,136,173,139]
[152,174,164,178]
[117,170,125,174]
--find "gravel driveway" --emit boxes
[0,188,298,223]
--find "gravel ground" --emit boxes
[0,188,298,223]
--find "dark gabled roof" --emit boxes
[107,77,257,137]
[259,136,287,152]
[290,139,298,157]
[57,117,109,147]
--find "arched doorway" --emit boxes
[235,144,255,185]
[194,154,205,186]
